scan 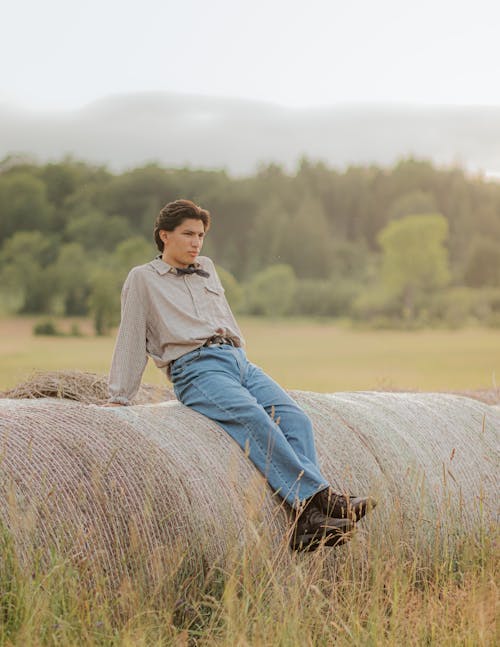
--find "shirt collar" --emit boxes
[149,254,204,276]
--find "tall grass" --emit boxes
[1,493,497,646]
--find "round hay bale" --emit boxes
[0,370,175,404]
[0,392,498,588]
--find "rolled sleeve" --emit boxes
[108,269,149,404]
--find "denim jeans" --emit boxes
[171,344,329,507]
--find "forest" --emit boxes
[1,154,500,333]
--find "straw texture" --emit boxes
[0,391,498,586]
[0,369,175,404]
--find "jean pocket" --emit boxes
[171,348,202,378]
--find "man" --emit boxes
[107,199,376,551]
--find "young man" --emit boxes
[107,199,375,551]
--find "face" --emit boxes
[159,218,206,268]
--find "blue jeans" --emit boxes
[171,344,329,507]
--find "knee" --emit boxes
[290,407,313,429]
[241,403,279,430]
[297,410,315,439]
[266,404,314,433]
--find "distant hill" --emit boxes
[1,93,500,176]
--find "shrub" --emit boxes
[292,278,360,317]
[244,264,297,316]
[351,286,402,322]
[216,266,244,313]
[69,323,83,337]
[33,319,62,336]
[427,286,500,328]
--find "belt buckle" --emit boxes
[206,335,235,347]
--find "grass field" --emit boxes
[0,315,499,393]
[1,316,499,645]
[1,513,497,646]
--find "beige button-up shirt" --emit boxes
[108,255,245,404]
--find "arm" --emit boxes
[107,269,149,405]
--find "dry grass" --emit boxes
[1,316,499,392]
[244,319,500,393]
[0,369,174,404]
[1,496,498,646]
[0,316,498,645]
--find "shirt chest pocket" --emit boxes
[205,285,222,296]
[203,284,226,319]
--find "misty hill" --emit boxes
[1,93,500,175]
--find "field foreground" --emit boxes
[1,499,498,646]
[0,317,499,645]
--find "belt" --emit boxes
[203,335,237,347]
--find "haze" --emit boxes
[2,0,500,111]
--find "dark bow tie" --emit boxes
[176,264,210,278]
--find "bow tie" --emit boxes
[176,265,210,278]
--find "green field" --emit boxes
[0,316,499,393]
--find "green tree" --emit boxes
[86,238,153,336]
[112,237,154,275]
[280,195,334,278]
[95,164,176,236]
[39,159,111,232]
[329,239,374,281]
[388,190,438,220]
[40,161,80,208]
[87,238,154,335]
[201,183,258,278]
[0,173,53,244]
[87,268,121,335]
[49,243,90,315]
[64,209,133,252]
[293,278,360,317]
[378,214,451,319]
[463,237,500,287]
[0,231,57,312]
[247,199,289,274]
[216,266,244,312]
[332,165,378,243]
[390,158,437,197]
[245,264,296,316]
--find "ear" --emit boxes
[159,230,170,245]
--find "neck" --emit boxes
[161,252,190,269]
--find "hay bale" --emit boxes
[0,370,175,404]
[0,392,498,588]
[451,387,500,405]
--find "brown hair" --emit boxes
[154,199,211,251]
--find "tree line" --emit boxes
[1,154,499,332]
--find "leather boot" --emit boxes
[290,501,355,552]
[313,487,377,521]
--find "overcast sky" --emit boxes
[1,0,499,111]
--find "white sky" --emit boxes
[1,0,499,110]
